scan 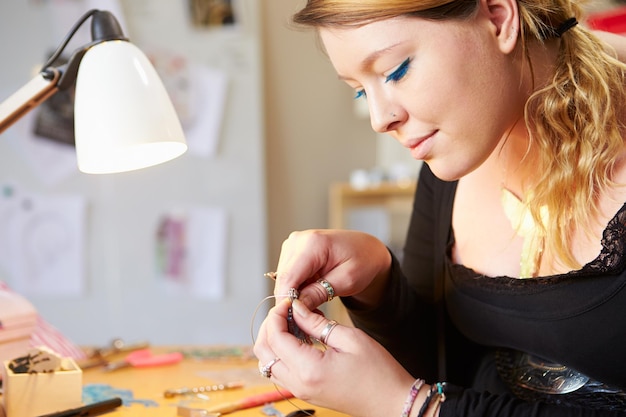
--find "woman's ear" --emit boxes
[480,0,519,54]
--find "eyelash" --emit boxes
[386,58,411,84]
[353,57,412,100]
[354,90,366,100]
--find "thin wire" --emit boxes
[250,294,281,345]
[250,286,314,416]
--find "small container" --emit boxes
[2,357,82,417]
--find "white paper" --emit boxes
[156,206,227,299]
[0,185,86,297]
[183,65,229,158]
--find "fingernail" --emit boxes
[291,299,309,317]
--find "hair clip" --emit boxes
[542,17,578,39]
[555,17,578,37]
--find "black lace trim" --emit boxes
[578,203,626,276]
[451,203,626,289]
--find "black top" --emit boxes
[343,163,626,416]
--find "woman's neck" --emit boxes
[495,39,561,199]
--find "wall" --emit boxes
[261,1,380,271]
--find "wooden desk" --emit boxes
[78,347,350,417]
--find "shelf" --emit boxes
[326,181,417,325]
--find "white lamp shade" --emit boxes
[74,41,187,174]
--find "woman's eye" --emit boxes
[354,89,367,100]
[385,58,411,84]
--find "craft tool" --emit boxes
[164,381,244,398]
[177,389,293,416]
[36,397,122,417]
[104,348,183,371]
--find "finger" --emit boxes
[290,299,347,348]
[265,299,308,348]
[262,300,321,381]
[252,300,290,361]
[258,356,282,380]
[296,278,336,309]
[274,231,330,296]
[253,301,295,381]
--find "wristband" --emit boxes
[400,378,425,417]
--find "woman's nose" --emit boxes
[369,101,400,133]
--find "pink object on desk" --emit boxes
[0,284,38,365]
[0,282,86,363]
[104,348,184,371]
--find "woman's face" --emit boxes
[319,12,528,181]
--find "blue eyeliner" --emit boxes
[353,57,411,100]
[385,57,411,83]
[354,90,366,99]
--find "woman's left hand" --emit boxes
[253,298,416,417]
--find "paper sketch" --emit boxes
[156,206,227,299]
[0,185,86,297]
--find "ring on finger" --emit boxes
[259,357,280,378]
[319,320,338,345]
[317,279,335,302]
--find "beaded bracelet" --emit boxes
[400,378,425,417]
[416,384,434,417]
[416,382,447,417]
[431,382,447,415]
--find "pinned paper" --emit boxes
[183,64,229,158]
[156,206,227,299]
[0,184,86,297]
[136,49,229,158]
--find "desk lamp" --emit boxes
[0,9,187,174]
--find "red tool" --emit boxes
[177,388,294,416]
[104,348,183,371]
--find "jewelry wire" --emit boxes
[250,289,314,416]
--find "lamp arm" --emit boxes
[0,46,89,135]
[0,69,60,135]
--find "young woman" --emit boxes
[254,0,626,415]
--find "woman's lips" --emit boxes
[404,131,437,160]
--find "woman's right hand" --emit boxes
[272,229,392,311]
[253,298,417,417]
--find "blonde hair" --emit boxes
[294,0,626,270]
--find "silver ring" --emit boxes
[259,357,280,378]
[319,320,338,345]
[317,279,335,302]
[390,112,396,117]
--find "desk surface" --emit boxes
[79,346,350,417]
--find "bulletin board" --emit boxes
[0,0,268,346]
